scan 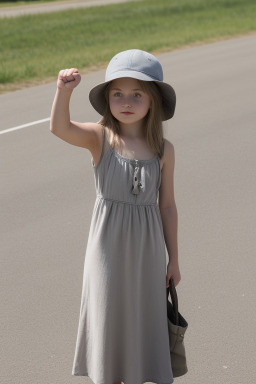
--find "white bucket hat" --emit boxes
[89,49,176,121]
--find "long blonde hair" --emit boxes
[99,80,165,159]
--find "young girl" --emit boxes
[50,49,180,384]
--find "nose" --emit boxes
[122,95,133,107]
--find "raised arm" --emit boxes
[50,68,101,151]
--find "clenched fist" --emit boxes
[57,68,81,90]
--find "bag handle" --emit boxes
[166,278,179,325]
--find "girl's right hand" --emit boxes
[57,68,81,90]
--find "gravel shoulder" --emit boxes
[0,0,138,17]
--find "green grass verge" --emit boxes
[0,0,256,91]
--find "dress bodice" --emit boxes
[91,127,161,206]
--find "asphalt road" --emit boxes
[1,35,256,384]
[0,0,138,18]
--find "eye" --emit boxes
[134,93,142,98]
[113,92,122,97]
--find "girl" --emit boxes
[50,49,181,384]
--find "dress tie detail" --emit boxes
[131,160,143,195]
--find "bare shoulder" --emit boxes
[72,121,103,151]
[90,122,105,142]
[78,121,103,142]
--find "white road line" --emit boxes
[0,117,50,135]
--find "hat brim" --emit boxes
[89,73,176,121]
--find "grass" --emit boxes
[0,0,256,92]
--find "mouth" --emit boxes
[121,112,134,115]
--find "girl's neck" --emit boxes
[118,121,146,140]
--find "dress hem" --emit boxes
[71,371,174,384]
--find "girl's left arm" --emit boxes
[158,139,181,287]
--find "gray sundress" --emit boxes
[72,125,173,384]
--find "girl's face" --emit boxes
[108,78,151,126]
